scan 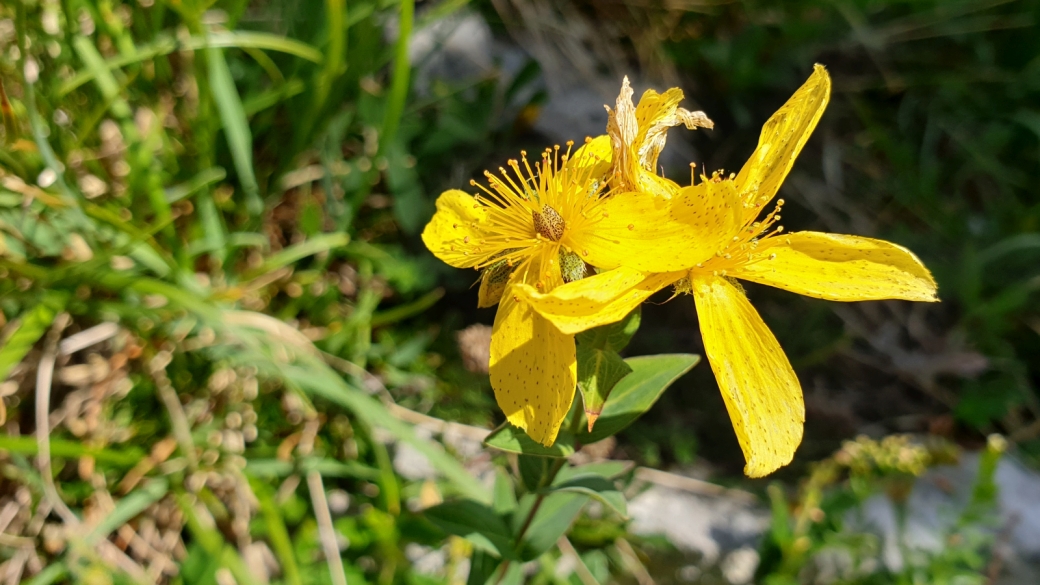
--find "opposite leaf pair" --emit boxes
[423,65,938,477]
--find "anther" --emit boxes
[532,204,565,241]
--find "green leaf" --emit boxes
[576,354,699,443]
[574,309,642,430]
[206,42,261,215]
[425,500,514,559]
[576,345,632,432]
[518,454,550,493]
[576,307,640,353]
[514,492,589,561]
[467,550,502,585]
[493,470,518,514]
[484,424,575,459]
[385,139,431,234]
[0,292,66,381]
[554,461,632,484]
[546,476,626,519]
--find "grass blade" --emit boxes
[85,479,170,545]
[0,435,145,466]
[242,233,349,280]
[382,0,414,148]
[60,32,322,96]
[0,292,65,381]
[282,362,490,503]
[253,480,304,585]
[164,167,227,204]
[71,36,132,119]
[206,42,261,216]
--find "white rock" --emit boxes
[393,441,437,481]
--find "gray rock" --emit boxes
[628,484,769,565]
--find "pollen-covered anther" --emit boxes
[532,204,565,242]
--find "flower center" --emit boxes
[532,204,565,241]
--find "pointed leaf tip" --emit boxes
[585,411,599,433]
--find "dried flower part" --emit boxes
[606,76,713,196]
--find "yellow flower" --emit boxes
[514,65,939,476]
[422,144,708,446]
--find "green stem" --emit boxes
[496,401,583,583]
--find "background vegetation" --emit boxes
[0,0,1036,583]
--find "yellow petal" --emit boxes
[692,275,803,477]
[421,189,490,269]
[490,291,577,447]
[735,64,831,223]
[567,179,742,273]
[515,266,681,335]
[635,87,713,173]
[734,231,938,302]
[569,135,612,181]
[639,172,682,200]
